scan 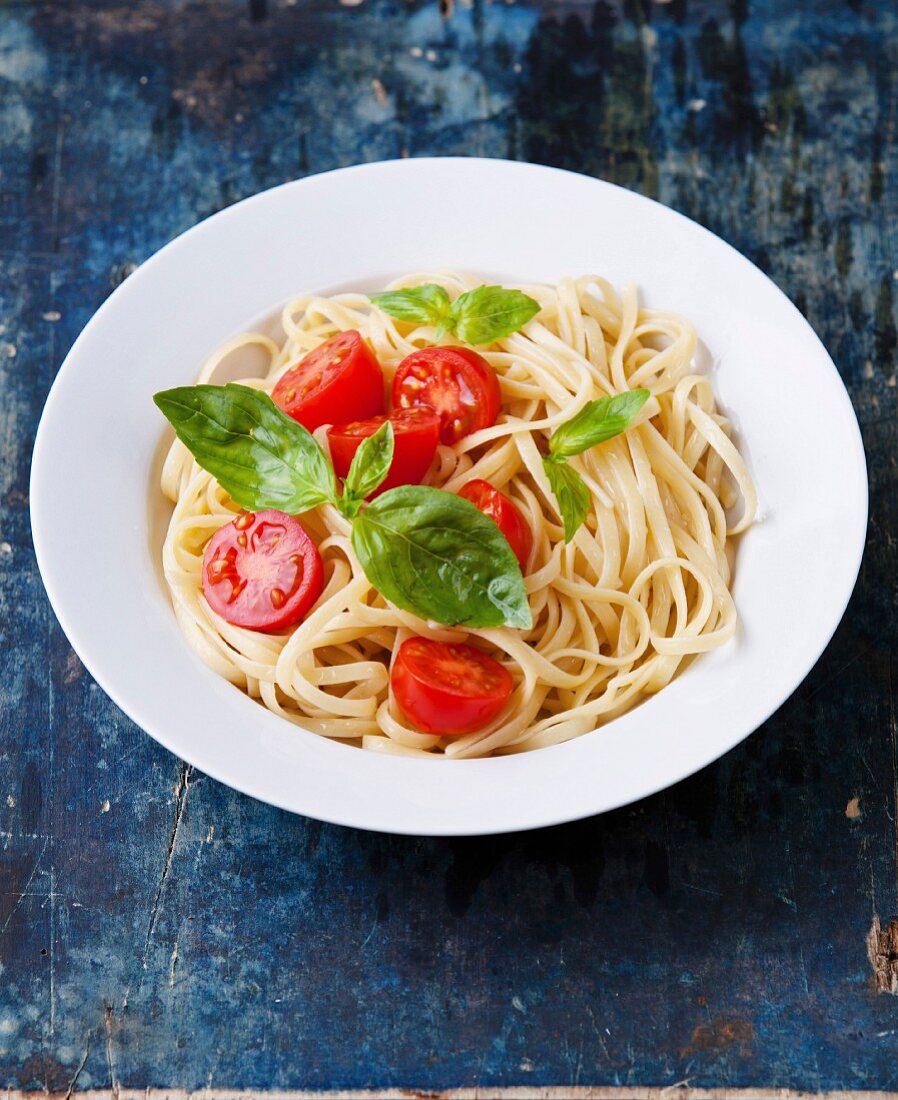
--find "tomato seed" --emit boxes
[237,533,247,549]
[235,512,254,530]
[270,588,286,609]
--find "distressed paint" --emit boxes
[1,0,897,1093]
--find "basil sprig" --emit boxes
[370,283,540,346]
[543,389,651,542]
[352,487,531,629]
[154,385,530,630]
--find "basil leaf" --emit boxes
[449,285,541,346]
[370,283,540,346]
[341,420,394,515]
[543,457,591,542]
[154,383,338,513]
[369,284,452,327]
[351,485,532,629]
[549,389,650,459]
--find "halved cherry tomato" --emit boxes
[458,479,532,571]
[272,330,384,432]
[391,637,514,735]
[392,346,501,444]
[202,509,323,632]
[328,408,440,497]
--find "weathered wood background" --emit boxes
[1,0,897,1093]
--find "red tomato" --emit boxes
[458,479,533,571]
[391,638,514,735]
[328,408,440,496]
[392,346,501,444]
[272,330,384,432]
[202,509,323,632]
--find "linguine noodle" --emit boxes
[159,272,756,758]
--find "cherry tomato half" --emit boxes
[328,407,441,497]
[391,637,514,736]
[392,346,501,445]
[458,479,533,571]
[202,509,323,632]
[272,330,384,432]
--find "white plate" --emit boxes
[30,159,867,835]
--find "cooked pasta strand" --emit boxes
[160,273,756,757]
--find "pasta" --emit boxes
[159,272,756,758]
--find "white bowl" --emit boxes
[30,158,867,835]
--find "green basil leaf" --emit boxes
[449,285,541,346]
[342,420,395,510]
[351,485,532,629]
[543,457,591,542]
[154,383,338,513]
[549,389,650,459]
[370,284,452,327]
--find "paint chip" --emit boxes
[0,542,10,557]
[409,46,423,58]
[101,799,110,814]
[863,360,874,379]
[688,98,707,112]
[520,1058,535,1071]
[425,49,438,62]
[139,75,148,85]
[339,0,365,6]
[42,310,61,322]
[846,797,861,819]
[371,78,388,107]
[868,915,898,994]
[3,344,16,358]
[513,62,522,73]
[5,796,14,808]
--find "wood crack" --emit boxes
[103,1005,119,1099]
[64,1031,91,1099]
[140,762,193,974]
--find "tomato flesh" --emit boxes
[272,330,384,432]
[391,637,514,735]
[458,479,533,572]
[328,408,440,496]
[392,346,501,444]
[202,509,323,632]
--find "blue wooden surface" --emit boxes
[2,0,898,1092]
